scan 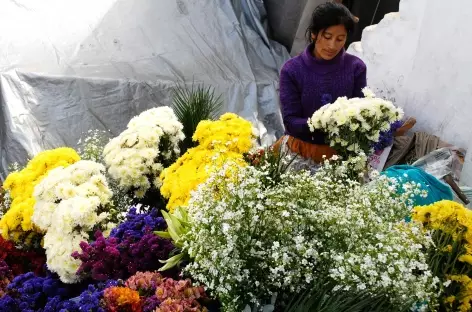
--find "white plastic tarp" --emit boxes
[0,0,289,178]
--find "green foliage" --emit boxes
[172,83,223,153]
[284,276,411,312]
[155,206,191,271]
[244,146,297,187]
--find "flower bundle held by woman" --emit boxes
[373,120,403,153]
[307,88,404,158]
[276,2,366,169]
[103,106,185,198]
[0,147,80,243]
[413,200,472,311]
[32,160,113,283]
[160,113,256,212]
[179,159,437,311]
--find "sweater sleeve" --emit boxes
[279,64,310,137]
[352,60,367,98]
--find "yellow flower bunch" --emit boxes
[160,113,254,212]
[448,275,472,312]
[0,147,80,242]
[413,200,472,264]
[413,200,472,310]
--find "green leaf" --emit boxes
[172,82,223,154]
[168,212,185,235]
[174,206,190,223]
[161,210,182,244]
[283,276,411,312]
[158,253,185,271]
[154,231,172,239]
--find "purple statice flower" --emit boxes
[43,295,79,311]
[143,295,160,312]
[72,208,174,282]
[0,295,19,312]
[0,259,13,298]
[0,271,80,312]
[70,280,119,312]
[128,232,175,272]
[372,120,403,152]
[321,93,333,106]
[0,259,11,277]
[73,230,174,282]
[110,207,166,241]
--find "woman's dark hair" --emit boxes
[306,2,356,43]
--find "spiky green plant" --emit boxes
[283,276,412,312]
[172,83,223,153]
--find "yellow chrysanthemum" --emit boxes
[160,113,255,212]
[444,295,456,305]
[414,200,472,311]
[413,200,472,246]
[0,147,80,242]
[449,275,472,312]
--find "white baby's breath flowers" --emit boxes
[103,106,185,198]
[181,157,437,311]
[32,160,113,283]
[307,88,403,157]
[183,163,321,312]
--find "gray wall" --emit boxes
[264,0,328,55]
[264,0,309,49]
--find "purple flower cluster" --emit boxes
[43,296,79,311]
[0,272,78,312]
[72,207,174,282]
[372,120,403,152]
[0,259,13,297]
[142,295,161,312]
[110,206,167,241]
[0,270,119,312]
[69,279,119,312]
[321,93,333,106]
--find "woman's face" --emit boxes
[312,24,347,60]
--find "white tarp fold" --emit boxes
[0,0,289,178]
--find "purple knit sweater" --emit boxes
[279,43,367,144]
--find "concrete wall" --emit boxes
[347,0,472,184]
[348,0,471,150]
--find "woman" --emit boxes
[276,2,366,169]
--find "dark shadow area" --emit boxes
[343,0,400,47]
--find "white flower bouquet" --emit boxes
[32,160,113,283]
[103,106,185,198]
[307,88,403,157]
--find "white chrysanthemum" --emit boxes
[308,90,403,158]
[103,106,185,198]
[32,160,113,283]
[43,229,84,283]
[362,87,376,98]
